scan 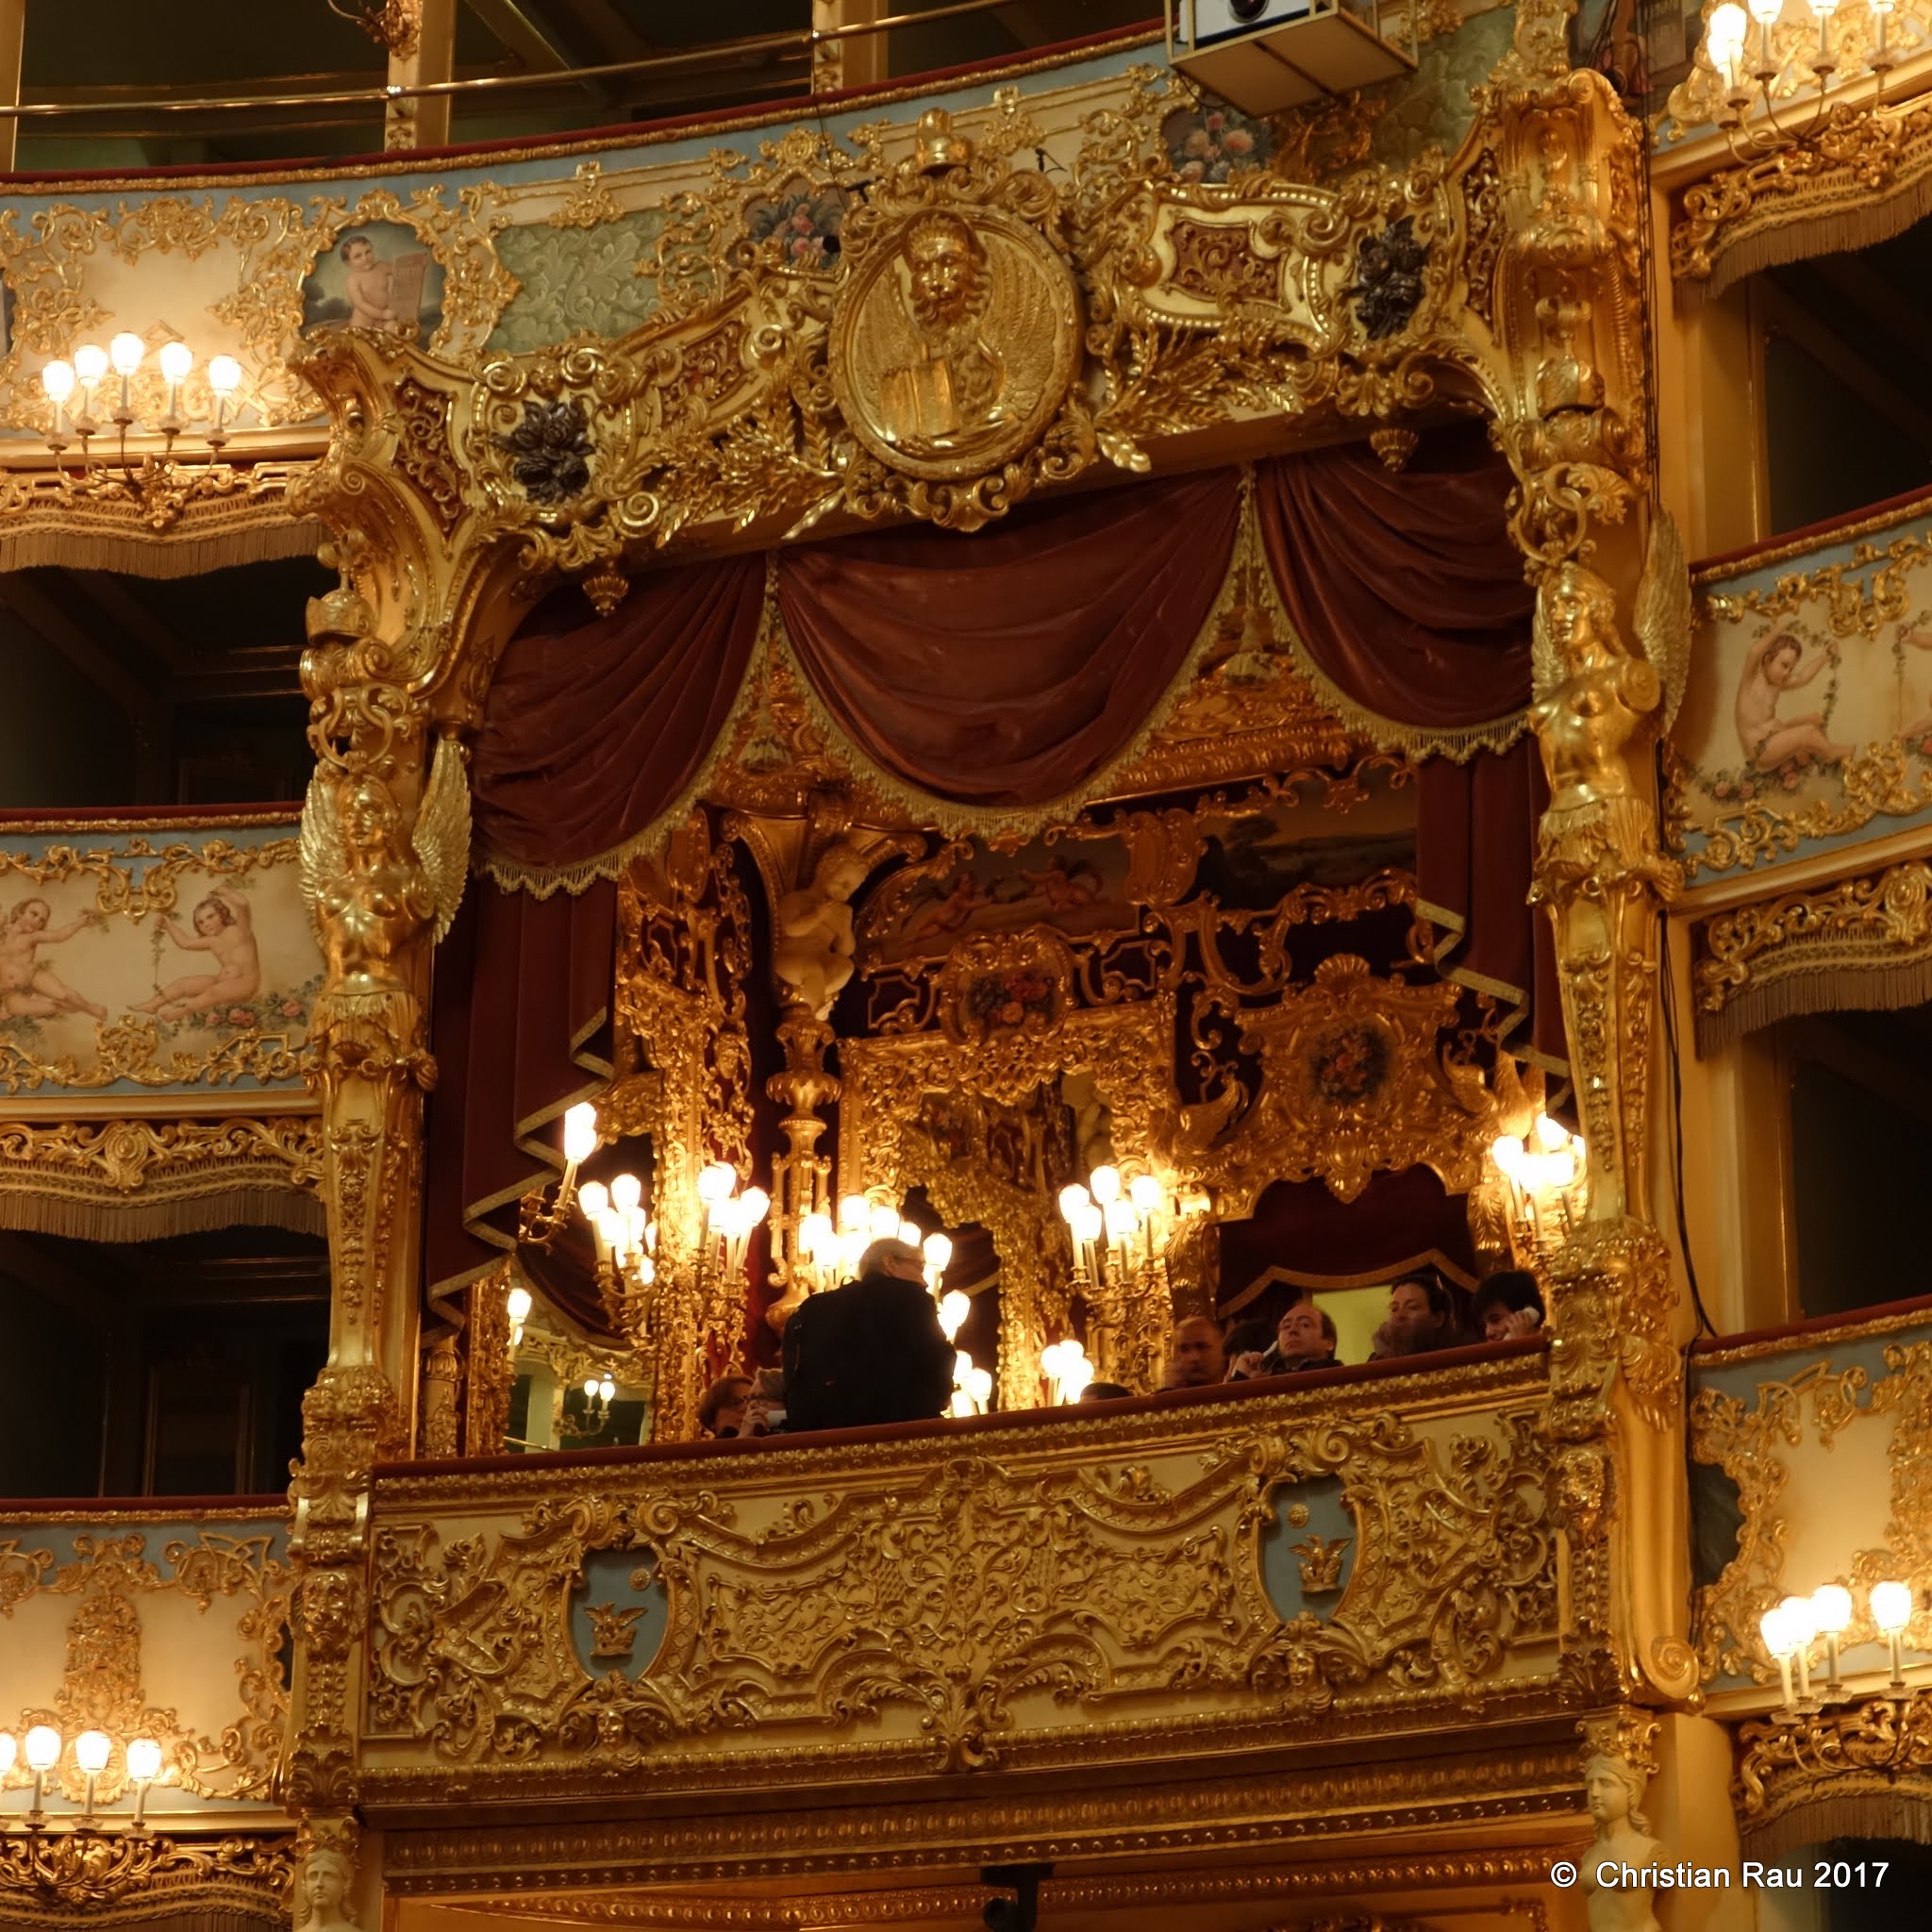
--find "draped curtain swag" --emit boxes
[431,437,1556,1306]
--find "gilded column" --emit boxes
[1474,0,1699,1713]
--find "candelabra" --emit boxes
[38,337,247,525]
[1705,0,1900,161]
[1759,1577,1917,1713]
[1039,1337,1094,1405]
[1056,1164,1191,1385]
[1488,1112,1587,1263]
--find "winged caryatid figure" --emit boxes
[299,731,470,1024]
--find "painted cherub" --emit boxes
[1895,623,1932,751]
[132,887,260,1023]
[0,897,106,1021]
[339,235,399,331]
[1735,630,1853,773]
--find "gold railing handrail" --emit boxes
[0,0,1118,123]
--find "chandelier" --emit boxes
[1704,0,1900,159]
[1488,1112,1587,1256]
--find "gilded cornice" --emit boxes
[379,1740,1585,1890]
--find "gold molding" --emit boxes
[0,1829,292,1920]
[456,1851,1568,1925]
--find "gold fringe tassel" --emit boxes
[0,1185,324,1244]
[1741,1789,1932,1858]
[1696,955,1932,1054]
[0,517,327,579]
[1691,160,1932,305]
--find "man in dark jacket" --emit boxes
[781,1236,957,1431]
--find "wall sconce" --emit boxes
[696,1161,770,1277]
[1760,1578,1916,1713]
[0,1724,164,1830]
[41,339,245,478]
[518,1101,600,1248]
[1705,0,1903,163]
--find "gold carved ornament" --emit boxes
[360,1377,1557,1789]
[0,1830,293,1917]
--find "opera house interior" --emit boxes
[5,2,1932,1930]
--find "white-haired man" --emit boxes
[781,1236,957,1432]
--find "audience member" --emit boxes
[1077,1381,1134,1403]
[698,1374,752,1439]
[1369,1271,1462,1359]
[1228,1295,1341,1377]
[1269,1297,1341,1373]
[1160,1315,1226,1389]
[781,1236,956,1430]
[1474,1269,1545,1341]
[1223,1316,1278,1380]
[742,1367,788,1435]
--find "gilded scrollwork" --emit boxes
[361,1373,1557,1785]
[0,1829,293,1917]
[1734,1690,1932,1855]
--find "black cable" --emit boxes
[1657,898,1719,1339]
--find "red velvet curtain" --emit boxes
[1257,431,1560,1064]
[1256,427,1530,732]
[471,556,766,882]
[424,876,617,1306]
[775,471,1240,806]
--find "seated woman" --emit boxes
[1369,1271,1465,1360]
[1473,1269,1545,1341]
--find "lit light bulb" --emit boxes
[109,332,144,376]
[611,1173,642,1214]
[898,1219,923,1248]
[1708,0,1749,46]
[158,341,192,385]
[562,1102,598,1166]
[506,1285,532,1324]
[967,1365,992,1406]
[1090,1165,1121,1205]
[1103,1199,1136,1243]
[1491,1134,1526,1180]
[207,354,242,397]
[1778,1592,1819,1646]
[126,1738,162,1783]
[41,360,75,404]
[598,1375,616,1402]
[800,1210,834,1258]
[1759,1604,1794,1658]
[582,1376,599,1399]
[697,1161,736,1205]
[939,1290,971,1341]
[1075,1202,1103,1244]
[1128,1173,1163,1214]
[923,1231,953,1271]
[1058,1183,1091,1225]
[955,1349,974,1384]
[1811,1584,1853,1635]
[1746,0,1781,21]
[24,1725,61,1774]
[74,343,108,385]
[1872,1580,1913,1635]
[75,1729,112,1775]
[1534,1112,1568,1151]
[868,1202,901,1241]
[578,1180,609,1223]
[838,1194,868,1232]
[740,1187,770,1226]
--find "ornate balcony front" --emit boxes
[358,1348,1585,1905]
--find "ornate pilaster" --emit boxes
[1470,0,1698,1709]
[280,328,539,1923]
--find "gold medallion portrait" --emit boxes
[831,206,1081,484]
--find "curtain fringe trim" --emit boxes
[0,1186,324,1244]
[1695,956,1932,1054]
[1694,165,1932,305]
[0,518,327,579]
[1740,1788,1932,1859]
